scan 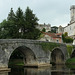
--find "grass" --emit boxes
[8,59,24,67]
[38,33,45,40]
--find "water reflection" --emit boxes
[0,72,8,75]
[1,65,75,75]
[9,67,51,75]
[24,68,51,75]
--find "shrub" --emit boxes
[67,45,73,56]
[40,42,60,51]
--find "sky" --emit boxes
[0,0,75,27]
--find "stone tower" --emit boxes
[58,25,64,33]
[70,5,75,23]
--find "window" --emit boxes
[56,40,59,43]
[70,26,71,30]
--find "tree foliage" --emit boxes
[62,32,73,43]
[0,7,41,39]
[24,7,40,39]
[42,28,46,32]
[7,8,15,21]
[51,26,58,33]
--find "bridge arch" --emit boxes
[51,47,64,64]
[0,39,51,68]
[71,49,75,58]
[8,46,37,67]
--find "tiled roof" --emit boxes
[56,33,62,35]
[42,32,62,38]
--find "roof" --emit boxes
[56,33,62,35]
[70,5,75,10]
[42,32,62,38]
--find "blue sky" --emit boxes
[0,0,75,27]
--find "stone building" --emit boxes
[40,32,63,43]
[64,5,75,39]
[58,25,64,33]
[36,23,51,32]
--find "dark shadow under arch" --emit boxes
[8,46,36,67]
[71,50,75,58]
[51,48,64,64]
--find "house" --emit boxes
[36,23,51,32]
[40,32,62,43]
[64,5,75,39]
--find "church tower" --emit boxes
[70,5,75,23]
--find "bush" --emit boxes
[62,32,73,43]
[39,42,60,51]
[42,28,46,32]
[67,45,73,56]
[66,58,75,69]
[66,57,75,64]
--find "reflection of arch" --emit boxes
[8,46,36,66]
[71,50,75,58]
[51,48,64,64]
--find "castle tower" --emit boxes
[70,5,75,23]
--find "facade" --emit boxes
[36,23,51,32]
[58,25,64,33]
[40,32,62,43]
[70,5,75,23]
[64,24,75,39]
[64,5,75,39]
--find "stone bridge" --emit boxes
[0,39,69,69]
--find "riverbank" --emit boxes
[66,57,75,69]
[66,57,75,64]
[0,68,11,72]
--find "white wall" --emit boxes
[64,23,75,36]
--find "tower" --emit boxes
[58,25,64,33]
[70,5,75,23]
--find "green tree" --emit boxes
[24,7,40,39]
[0,20,8,38]
[64,32,68,36]
[7,8,15,21]
[6,8,17,38]
[0,19,17,38]
[42,28,46,32]
[0,7,41,39]
[62,32,73,43]
[14,7,24,38]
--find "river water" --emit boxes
[1,65,75,75]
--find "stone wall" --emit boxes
[0,39,50,68]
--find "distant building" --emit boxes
[64,5,75,39]
[51,26,58,33]
[40,32,62,43]
[36,23,51,32]
[58,25,64,33]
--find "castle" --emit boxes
[36,23,51,32]
[36,5,75,43]
[58,5,75,40]
[64,5,75,39]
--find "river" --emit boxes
[1,65,75,75]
